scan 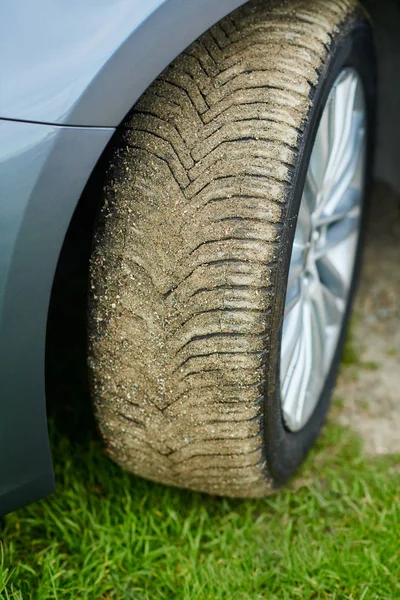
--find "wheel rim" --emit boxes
[280,68,367,432]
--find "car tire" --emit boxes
[88,0,376,497]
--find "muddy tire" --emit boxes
[89,0,376,497]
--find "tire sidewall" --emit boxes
[264,11,377,484]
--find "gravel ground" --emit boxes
[334,180,400,455]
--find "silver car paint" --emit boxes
[0,0,247,513]
[1,0,246,127]
[0,120,113,514]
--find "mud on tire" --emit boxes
[88,0,375,497]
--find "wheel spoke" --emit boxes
[317,186,361,226]
[284,276,302,316]
[309,273,328,350]
[296,195,312,244]
[290,298,315,428]
[315,214,359,260]
[323,71,359,191]
[303,290,326,413]
[287,255,303,289]
[308,100,333,190]
[281,292,303,383]
[303,170,319,215]
[281,322,308,429]
[318,114,365,219]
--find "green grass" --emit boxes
[340,318,380,376]
[341,324,360,367]
[1,409,399,599]
[1,310,399,600]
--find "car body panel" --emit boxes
[0,0,246,127]
[0,120,113,515]
[0,0,248,515]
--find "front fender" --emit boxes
[1,0,246,127]
[0,119,113,515]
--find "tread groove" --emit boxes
[89,0,359,498]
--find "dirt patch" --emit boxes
[334,181,400,455]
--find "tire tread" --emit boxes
[89,0,357,497]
